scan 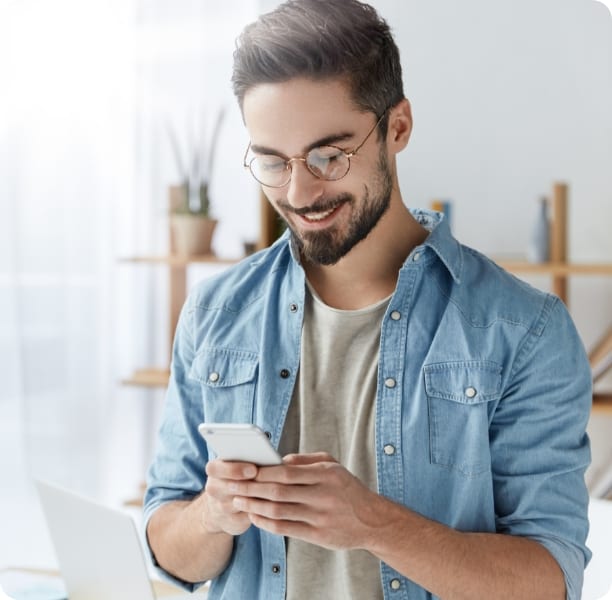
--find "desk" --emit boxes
[0,567,208,599]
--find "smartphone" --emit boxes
[198,423,282,466]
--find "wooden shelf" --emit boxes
[122,368,169,388]
[593,393,612,415]
[120,254,239,266]
[494,259,612,277]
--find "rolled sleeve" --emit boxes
[490,296,592,599]
[142,299,210,592]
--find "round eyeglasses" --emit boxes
[243,111,386,188]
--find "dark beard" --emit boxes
[284,149,393,266]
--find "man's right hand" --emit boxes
[202,459,259,535]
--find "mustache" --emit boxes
[276,193,353,216]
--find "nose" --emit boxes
[285,159,324,210]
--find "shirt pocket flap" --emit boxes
[189,348,259,388]
[424,361,502,404]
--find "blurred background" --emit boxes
[1,0,611,597]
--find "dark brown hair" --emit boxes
[231,0,404,135]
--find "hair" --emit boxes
[231,0,404,135]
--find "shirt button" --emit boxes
[465,386,477,398]
[271,564,281,574]
[390,310,401,321]
[412,252,421,262]
[384,378,396,388]
[280,369,290,379]
[383,444,396,455]
[390,578,401,590]
[289,303,298,313]
[208,372,220,383]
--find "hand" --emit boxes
[230,452,386,551]
[202,459,259,536]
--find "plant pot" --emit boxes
[170,214,218,256]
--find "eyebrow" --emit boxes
[249,131,355,158]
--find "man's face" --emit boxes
[243,78,393,266]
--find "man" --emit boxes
[144,1,592,598]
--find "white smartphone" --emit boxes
[198,423,282,466]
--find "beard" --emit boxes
[276,147,394,266]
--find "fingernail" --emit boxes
[243,465,257,478]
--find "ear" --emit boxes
[386,98,413,152]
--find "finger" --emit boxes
[282,452,337,466]
[255,460,341,484]
[233,496,317,524]
[232,480,322,504]
[206,459,258,480]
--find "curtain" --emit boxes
[0,0,258,568]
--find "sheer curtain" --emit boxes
[0,0,258,568]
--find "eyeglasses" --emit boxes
[242,111,386,188]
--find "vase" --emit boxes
[170,214,218,256]
[527,196,550,263]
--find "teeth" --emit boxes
[303,208,334,221]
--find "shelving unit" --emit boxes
[492,182,612,415]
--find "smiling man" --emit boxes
[143,1,592,599]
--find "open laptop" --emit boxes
[35,480,208,600]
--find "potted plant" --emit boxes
[167,107,225,256]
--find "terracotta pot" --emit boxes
[170,215,218,256]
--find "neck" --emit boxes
[303,195,428,310]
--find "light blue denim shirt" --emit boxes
[144,209,591,600]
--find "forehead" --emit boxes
[242,77,365,153]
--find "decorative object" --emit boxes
[527,195,550,263]
[167,107,225,256]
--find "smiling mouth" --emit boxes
[301,207,336,222]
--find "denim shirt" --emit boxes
[144,210,591,600]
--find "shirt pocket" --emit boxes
[188,347,259,423]
[424,361,502,477]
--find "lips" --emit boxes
[294,202,345,228]
[302,207,336,222]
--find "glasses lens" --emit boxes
[250,155,290,187]
[306,146,349,181]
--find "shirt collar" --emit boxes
[283,208,464,284]
[410,208,463,284]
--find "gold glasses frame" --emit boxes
[242,111,387,188]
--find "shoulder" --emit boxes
[447,244,559,335]
[185,234,294,314]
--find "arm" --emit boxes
[146,496,233,583]
[232,454,565,600]
[147,459,260,583]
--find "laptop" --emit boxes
[35,480,208,600]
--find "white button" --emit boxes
[383,444,396,455]
[390,310,401,321]
[209,372,220,383]
[390,578,401,590]
[384,378,396,388]
[412,252,421,262]
[465,386,477,398]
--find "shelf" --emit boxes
[593,393,612,415]
[122,368,169,388]
[120,254,239,266]
[494,259,612,277]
